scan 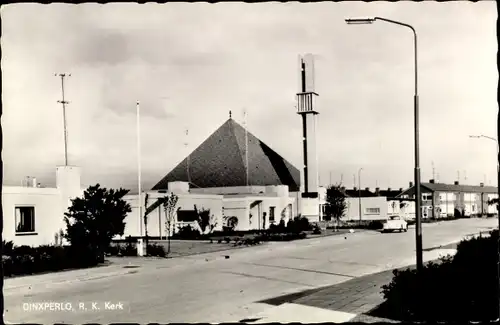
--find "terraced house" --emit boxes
[398,179,498,219]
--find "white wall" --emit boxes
[344,197,389,221]
[121,191,224,238]
[3,187,64,246]
[3,166,83,247]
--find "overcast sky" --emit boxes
[2,2,497,192]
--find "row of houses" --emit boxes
[339,179,498,222]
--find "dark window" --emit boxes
[269,207,275,222]
[15,206,35,233]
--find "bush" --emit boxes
[2,244,78,277]
[312,224,322,234]
[268,220,287,234]
[287,216,312,234]
[2,240,14,256]
[174,225,201,240]
[147,243,166,257]
[381,230,498,322]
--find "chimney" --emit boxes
[429,179,435,184]
[32,177,37,188]
[365,187,370,192]
[409,181,414,187]
[454,181,459,185]
[353,187,358,191]
[399,188,403,192]
[375,187,380,195]
[387,187,392,192]
[480,182,484,187]
[340,186,346,192]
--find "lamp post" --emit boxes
[469,134,500,319]
[346,16,423,272]
[136,101,144,256]
[358,168,363,225]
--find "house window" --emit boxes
[269,207,275,223]
[422,193,432,201]
[15,206,35,233]
[365,208,380,215]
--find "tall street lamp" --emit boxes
[346,16,423,272]
[358,168,363,225]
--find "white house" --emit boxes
[3,166,83,246]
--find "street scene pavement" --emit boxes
[4,218,496,323]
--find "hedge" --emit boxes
[381,230,498,322]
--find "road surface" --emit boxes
[4,218,496,323]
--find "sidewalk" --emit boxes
[244,244,460,324]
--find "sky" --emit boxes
[1,2,498,193]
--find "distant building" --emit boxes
[340,186,414,221]
[398,179,498,218]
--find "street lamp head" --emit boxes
[345,17,376,25]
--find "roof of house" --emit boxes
[344,189,377,198]
[399,182,498,196]
[378,189,403,198]
[152,118,301,191]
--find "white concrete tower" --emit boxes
[297,54,320,222]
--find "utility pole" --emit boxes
[55,73,71,166]
[340,173,343,185]
[329,171,332,186]
[432,161,435,180]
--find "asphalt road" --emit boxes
[4,218,497,323]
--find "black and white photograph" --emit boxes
[1,1,498,323]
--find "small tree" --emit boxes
[64,184,131,265]
[325,184,347,231]
[162,193,179,255]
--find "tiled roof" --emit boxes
[421,182,498,194]
[399,182,498,196]
[152,118,301,191]
[345,189,377,198]
[378,190,403,198]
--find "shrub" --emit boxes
[287,216,312,233]
[381,230,498,322]
[147,243,166,257]
[2,240,14,256]
[175,225,201,240]
[268,220,286,234]
[312,224,322,234]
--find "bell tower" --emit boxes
[297,54,320,221]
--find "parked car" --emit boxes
[382,215,408,233]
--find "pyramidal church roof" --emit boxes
[152,115,301,191]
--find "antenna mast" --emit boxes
[432,161,435,180]
[56,73,71,166]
